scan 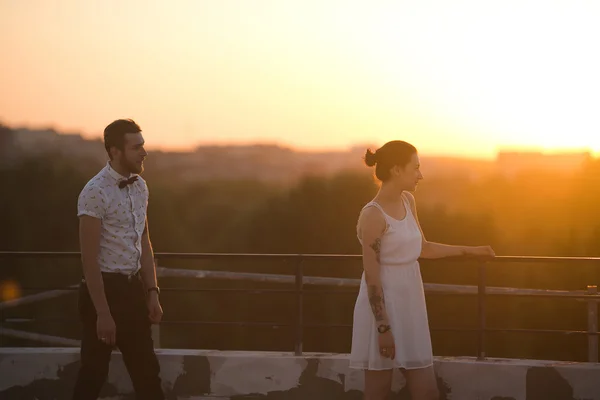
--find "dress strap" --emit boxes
[402,193,416,219]
[362,201,391,224]
[363,201,383,213]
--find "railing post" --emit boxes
[152,257,161,349]
[151,325,161,349]
[587,285,598,363]
[294,258,304,356]
[477,261,487,361]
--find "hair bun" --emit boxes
[364,149,377,167]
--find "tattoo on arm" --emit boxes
[370,238,381,263]
[366,237,384,321]
[368,284,385,322]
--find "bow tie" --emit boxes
[118,176,138,188]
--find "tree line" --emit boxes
[1,150,600,362]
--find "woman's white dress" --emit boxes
[349,194,434,370]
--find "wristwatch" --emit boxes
[147,286,160,295]
[377,324,391,334]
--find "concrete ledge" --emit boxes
[1,348,599,399]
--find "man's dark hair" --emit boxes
[103,119,142,158]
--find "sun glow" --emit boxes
[1,0,599,157]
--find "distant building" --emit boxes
[496,150,592,176]
[12,124,594,183]
[11,127,106,164]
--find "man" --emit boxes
[72,119,164,399]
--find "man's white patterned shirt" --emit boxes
[77,161,148,275]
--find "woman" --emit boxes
[350,140,495,400]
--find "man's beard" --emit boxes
[121,156,143,175]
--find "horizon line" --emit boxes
[3,121,597,160]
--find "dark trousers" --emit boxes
[71,273,164,399]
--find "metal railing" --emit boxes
[0,252,599,362]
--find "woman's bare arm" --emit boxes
[358,206,390,328]
[404,192,494,259]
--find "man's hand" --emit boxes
[97,312,116,346]
[147,293,163,324]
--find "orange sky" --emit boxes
[1,0,599,158]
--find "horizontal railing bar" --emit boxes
[436,327,600,335]
[303,325,600,335]
[9,286,600,300]
[0,252,357,260]
[0,285,80,311]
[487,256,600,263]
[0,327,80,346]
[145,267,600,301]
[4,318,600,336]
[13,287,302,294]
[1,319,296,327]
[3,251,600,264]
[428,292,600,299]
[0,251,82,259]
[156,253,361,261]
[157,267,600,298]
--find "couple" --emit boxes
[72,119,494,399]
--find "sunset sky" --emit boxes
[1,0,599,158]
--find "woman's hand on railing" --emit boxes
[463,245,496,260]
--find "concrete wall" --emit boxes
[1,348,599,399]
